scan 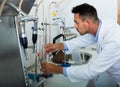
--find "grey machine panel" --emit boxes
[0,16,27,87]
[0,0,35,16]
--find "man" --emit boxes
[41,3,120,86]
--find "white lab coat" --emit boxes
[64,20,120,86]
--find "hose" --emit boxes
[0,0,7,16]
[19,0,23,10]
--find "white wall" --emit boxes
[58,0,117,27]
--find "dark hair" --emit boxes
[72,3,99,22]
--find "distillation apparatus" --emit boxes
[0,0,49,87]
[45,1,77,66]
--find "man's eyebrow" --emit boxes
[74,20,78,24]
[74,20,77,23]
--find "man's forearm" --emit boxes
[56,43,64,50]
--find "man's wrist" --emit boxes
[56,66,63,74]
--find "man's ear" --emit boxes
[84,19,91,31]
[85,19,91,25]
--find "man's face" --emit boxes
[74,13,89,35]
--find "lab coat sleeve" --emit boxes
[64,34,95,54]
[66,42,120,82]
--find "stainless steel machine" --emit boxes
[0,0,36,87]
[0,16,28,87]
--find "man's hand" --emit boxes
[40,62,63,74]
[44,43,64,53]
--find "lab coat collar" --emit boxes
[94,20,102,42]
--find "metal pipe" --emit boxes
[20,16,38,22]
[42,18,48,61]
[7,2,27,16]
[48,1,56,43]
[41,22,58,26]
[35,44,38,74]
[35,0,43,15]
